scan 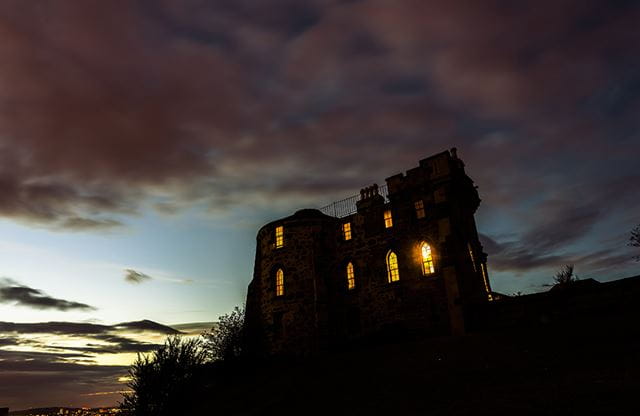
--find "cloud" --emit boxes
[0,0,635,233]
[0,319,181,337]
[124,269,153,284]
[0,318,183,407]
[115,319,182,334]
[0,336,18,347]
[0,5,637,408]
[0,348,128,409]
[0,317,191,408]
[0,278,96,311]
[62,217,125,231]
[170,321,217,336]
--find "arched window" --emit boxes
[421,242,435,275]
[276,269,284,296]
[386,251,400,282]
[346,262,355,290]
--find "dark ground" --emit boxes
[204,311,639,416]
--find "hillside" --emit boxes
[203,279,640,415]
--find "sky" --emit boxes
[1,0,639,410]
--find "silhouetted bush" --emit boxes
[203,306,245,362]
[552,264,578,287]
[119,336,208,416]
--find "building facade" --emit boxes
[245,149,493,356]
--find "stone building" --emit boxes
[245,148,493,356]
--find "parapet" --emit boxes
[386,148,465,196]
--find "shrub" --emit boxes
[203,306,245,362]
[120,336,208,416]
[553,264,578,286]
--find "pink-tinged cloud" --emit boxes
[0,0,636,272]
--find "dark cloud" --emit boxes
[0,330,162,355]
[0,336,18,346]
[0,348,127,409]
[0,0,635,232]
[0,317,195,407]
[480,173,640,274]
[115,319,182,334]
[481,226,637,275]
[480,233,564,272]
[0,0,637,298]
[171,321,217,336]
[0,319,180,337]
[0,278,96,311]
[124,269,153,284]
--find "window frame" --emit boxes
[414,200,426,219]
[346,262,356,290]
[342,222,352,241]
[383,210,393,228]
[275,225,284,248]
[275,268,284,297]
[386,250,400,282]
[420,242,435,276]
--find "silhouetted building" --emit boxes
[0,408,8,416]
[245,149,493,356]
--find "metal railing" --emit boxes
[319,184,389,218]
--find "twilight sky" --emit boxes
[1,0,639,409]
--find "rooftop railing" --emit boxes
[319,184,389,218]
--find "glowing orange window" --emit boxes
[481,263,493,301]
[342,223,352,241]
[414,200,426,219]
[347,262,355,290]
[386,251,400,282]
[421,242,435,275]
[276,269,284,296]
[468,243,477,272]
[384,210,393,228]
[275,226,284,248]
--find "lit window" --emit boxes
[276,269,284,296]
[421,242,435,275]
[384,210,393,228]
[275,226,284,248]
[481,263,493,301]
[347,262,355,290]
[386,251,400,282]
[342,222,352,241]
[468,243,477,272]
[414,200,426,219]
